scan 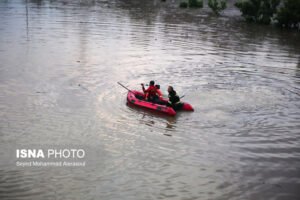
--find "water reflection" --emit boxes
[29,0,43,6]
[296,59,300,82]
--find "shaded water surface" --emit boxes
[0,0,300,199]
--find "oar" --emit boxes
[117,82,133,93]
[180,95,185,99]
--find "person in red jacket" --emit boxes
[141,80,159,102]
[155,84,163,99]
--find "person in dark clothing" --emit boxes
[167,86,183,110]
[141,80,159,102]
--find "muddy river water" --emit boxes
[0,0,299,199]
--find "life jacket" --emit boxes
[156,89,163,99]
[145,85,157,99]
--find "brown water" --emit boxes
[0,0,300,199]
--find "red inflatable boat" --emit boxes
[127,90,194,116]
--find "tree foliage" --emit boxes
[179,0,300,29]
[208,0,227,15]
[235,0,280,24]
[276,0,300,29]
[179,1,188,8]
[188,0,203,8]
[179,0,203,8]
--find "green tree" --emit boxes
[179,1,188,8]
[276,0,300,29]
[208,0,227,15]
[189,0,203,8]
[179,0,203,8]
[235,0,280,24]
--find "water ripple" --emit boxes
[0,0,300,199]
